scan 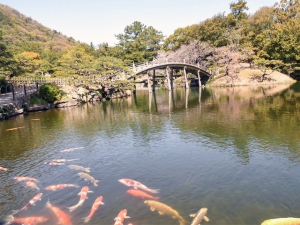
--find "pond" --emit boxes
[1,83,300,225]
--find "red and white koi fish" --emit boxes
[52,158,79,163]
[82,196,104,223]
[14,176,39,182]
[68,186,93,212]
[0,166,8,171]
[118,178,159,194]
[61,147,84,152]
[45,184,79,191]
[44,162,65,166]
[12,193,43,214]
[5,215,47,225]
[47,201,72,225]
[114,209,130,225]
[127,189,159,200]
[26,181,40,190]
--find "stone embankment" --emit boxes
[0,85,132,120]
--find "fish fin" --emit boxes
[190,213,196,217]
[158,211,164,215]
[68,204,79,212]
[100,202,104,205]
[82,216,91,223]
[204,216,209,222]
[150,207,155,211]
[5,214,14,223]
[147,188,160,194]
[125,216,131,218]
[88,191,94,193]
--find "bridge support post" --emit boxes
[152,69,156,91]
[147,71,152,93]
[170,68,174,89]
[197,70,201,87]
[166,66,171,91]
[184,66,189,89]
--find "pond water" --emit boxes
[1,83,300,225]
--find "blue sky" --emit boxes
[0,0,276,47]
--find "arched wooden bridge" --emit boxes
[130,59,212,91]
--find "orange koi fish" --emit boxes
[118,178,159,193]
[61,147,84,152]
[127,189,159,200]
[14,176,39,182]
[68,186,93,212]
[0,166,8,171]
[47,201,72,225]
[52,158,79,163]
[114,209,130,225]
[45,184,79,191]
[12,193,42,214]
[26,181,40,190]
[6,126,25,131]
[82,196,104,223]
[5,215,47,225]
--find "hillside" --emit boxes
[0,4,78,54]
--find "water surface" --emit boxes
[1,83,300,225]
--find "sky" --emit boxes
[0,0,277,47]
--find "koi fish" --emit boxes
[0,166,8,171]
[78,172,99,186]
[12,193,43,214]
[6,126,25,131]
[82,196,104,223]
[14,176,39,182]
[127,189,159,200]
[44,162,65,166]
[261,217,300,225]
[144,200,185,225]
[114,209,130,225]
[47,201,72,225]
[190,208,209,225]
[52,158,79,163]
[45,184,79,191]
[68,186,92,212]
[26,181,40,190]
[118,178,159,193]
[61,147,84,152]
[69,165,90,173]
[5,215,47,225]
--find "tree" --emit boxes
[14,51,42,76]
[229,0,249,21]
[115,21,164,64]
[254,58,283,82]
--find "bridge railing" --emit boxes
[130,59,202,72]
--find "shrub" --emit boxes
[0,76,7,93]
[39,83,62,102]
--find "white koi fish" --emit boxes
[61,147,84,152]
[118,178,159,193]
[52,158,79,163]
[45,184,79,191]
[68,186,93,212]
[190,207,209,225]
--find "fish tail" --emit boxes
[147,188,160,194]
[85,168,90,173]
[93,180,100,186]
[153,196,160,200]
[82,216,91,223]
[68,201,82,212]
[5,214,14,224]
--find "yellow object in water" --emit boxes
[261,217,300,225]
[144,200,186,225]
[6,126,25,131]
